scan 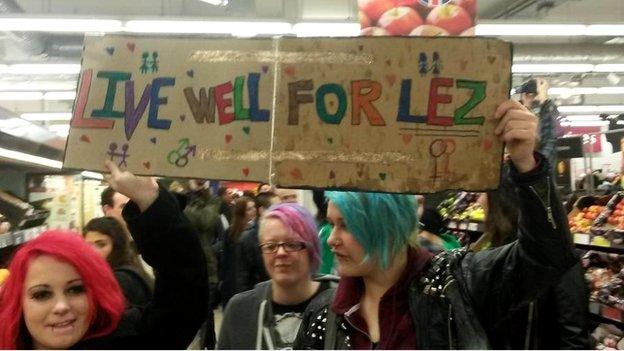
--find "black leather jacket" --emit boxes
[295,155,577,349]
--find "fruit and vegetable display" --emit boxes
[358,0,476,37]
[571,193,624,247]
[592,323,624,350]
[437,191,484,222]
[584,252,624,320]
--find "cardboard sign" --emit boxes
[63,35,511,194]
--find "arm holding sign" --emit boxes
[103,161,208,348]
[455,100,576,334]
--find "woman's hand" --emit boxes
[104,161,159,212]
[494,100,539,173]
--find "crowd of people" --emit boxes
[0,99,588,349]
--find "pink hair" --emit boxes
[262,203,321,272]
[0,230,125,348]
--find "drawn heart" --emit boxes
[150,137,157,144]
[402,134,413,145]
[329,170,336,179]
[385,59,391,66]
[488,56,496,64]
[225,134,233,144]
[358,45,364,52]
[385,74,397,87]
[284,66,296,77]
[379,172,387,181]
[180,114,186,121]
[106,47,115,55]
[242,126,250,135]
[79,134,90,143]
[482,138,493,151]
[186,69,194,78]
[327,137,333,144]
[460,59,468,71]
[143,161,151,169]
[290,168,303,180]
[126,42,136,52]
[261,65,269,74]
[242,168,250,177]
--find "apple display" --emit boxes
[409,24,450,36]
[359,10,372,28]
[360,26,391,36]
[377,7,424,35]
[426,4,473,35]
[453,0,477,18]
[358,0,396,22]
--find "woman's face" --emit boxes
[22,255,90,349]
[326,201,376,277]
[245,201,257,223]
[259,218,311,287]
[84,231,113,259]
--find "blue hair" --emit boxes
[326,192,419,269]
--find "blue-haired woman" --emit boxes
[294,100,577,349]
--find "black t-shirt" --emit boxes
[270,282,330,349]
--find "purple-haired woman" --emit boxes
[217,203,335,349]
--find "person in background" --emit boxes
[257,182,274,195]
[218,203,334,349]
[101,186,130,223]
[294,100,576,349]
[0,161,207,349]
[417,207,461,254]
[219,196,257,307]
[239,192,280,292]
[276,188,298,203]
[217,187,235,225]
[518,78,558,170]
[83,217,154,307]
[313,189,334,275]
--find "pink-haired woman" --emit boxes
[0,161,207,349]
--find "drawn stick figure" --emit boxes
[419,53,428,76]
[432,52,441,75]
[140,52,149,74]
[150,52,159,73]
[107,142,130,168]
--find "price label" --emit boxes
[574,233,591,245]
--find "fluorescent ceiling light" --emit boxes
[47,124,70,137]
[587,25,624,36]
[561,115,604,121]
[0,18,123,33]
[0,92,43,100]
[560,121,609,127]
[43,91,76,101]
[0,147,62,169]
[0,81,77,91]
[476,24,587,36]
[21,112,72,121]
[549,87,624,96]
[595,64,624,73]
[124,20,291,35]
[559,105,624,114]
[81,171,103,180]
[512,64,595,73]
[294,23,360,37]
[4,64,81,75]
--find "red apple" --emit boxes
[359,10,372,28]
[460,26,475,36]
[358,0,396,22]
[360,26,391,36]
[409,24,450,36]
[377,7,424,35]
[426,4,473,35]
[453,0,477,18]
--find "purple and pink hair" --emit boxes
[261,203,321,272]
[0,230,125,349]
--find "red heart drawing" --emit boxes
[225,134,233,144]
[482,138,493,151]
[385,59,391,66]
[242,168,250,177]
[143,161,151,169]
[290,168,303,180]
[79,134,90,143]
[402,134,413,145]
[385,74,396,87]
[127,42,136,52]
[329,170,336,179]
[284,66,296,77]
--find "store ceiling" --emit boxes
[0,0,622,146]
